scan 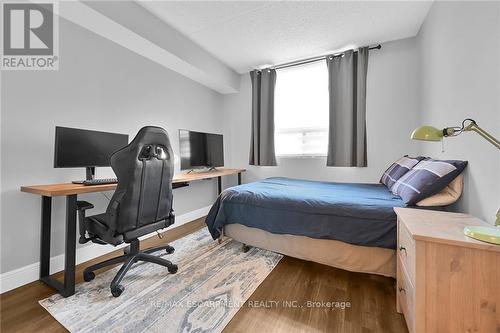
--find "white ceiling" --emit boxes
[138,1,433,74]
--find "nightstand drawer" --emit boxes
[397,259,415,333]
[398,218,416,283]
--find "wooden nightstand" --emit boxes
[394,207,500,333]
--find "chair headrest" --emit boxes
[111,126,173,163]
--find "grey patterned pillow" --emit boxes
[391,159,468,205]
[380,155,426,189]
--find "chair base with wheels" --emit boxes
[77,200,178,297]
[82,238,178,297]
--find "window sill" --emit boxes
[276,155,327,159]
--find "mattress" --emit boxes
[205,177,406,249]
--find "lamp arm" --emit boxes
[463,123,500,150]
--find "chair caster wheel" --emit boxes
[111,285,124,297]
[168,264,178,274]
[83,271,95,282]
[165,246,175,254]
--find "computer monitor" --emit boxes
[54,126,129,180]
[179,130,224,170]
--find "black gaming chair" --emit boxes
[77,126,177,297]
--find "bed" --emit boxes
[205,177,409,277]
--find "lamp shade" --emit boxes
[411,126,443,141]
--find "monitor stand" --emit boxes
[186,167,218,174]
[72,167,96,184]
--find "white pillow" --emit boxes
[416,175,463,207]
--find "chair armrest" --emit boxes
[75,201,108,245]
[77,201,94,244]
[77,201,94,211]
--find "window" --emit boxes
[274,61,329,157]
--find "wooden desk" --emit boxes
[21,168,245,197]
[20,168,245,297]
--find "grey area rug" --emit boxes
[40,227,283,333]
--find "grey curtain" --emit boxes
[326,47,369,167]
[249,69,277,166]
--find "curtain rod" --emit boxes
[271,44,381,70]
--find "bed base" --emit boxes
[225,223,396,278]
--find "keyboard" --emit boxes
[80,178,118,186]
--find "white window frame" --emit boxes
[274,61,329,158]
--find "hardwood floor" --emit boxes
[0,219,408,333]
[225,257,408,333]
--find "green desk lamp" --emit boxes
[411,118,500,245]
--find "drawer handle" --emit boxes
[399,246,407,255]
[398,287,406,294]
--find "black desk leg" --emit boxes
[40,196,52,279]
[237,172,242,185]
[217,176,222,195]
[62,194,77,297]
[39,194,77,298]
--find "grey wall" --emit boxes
[223,37,421,186]
[0,18,224,273]
[416,1,500,224]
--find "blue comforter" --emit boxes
[205,177,407,249]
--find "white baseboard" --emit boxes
[0,206,211,294]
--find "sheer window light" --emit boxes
[274,61,329,157]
